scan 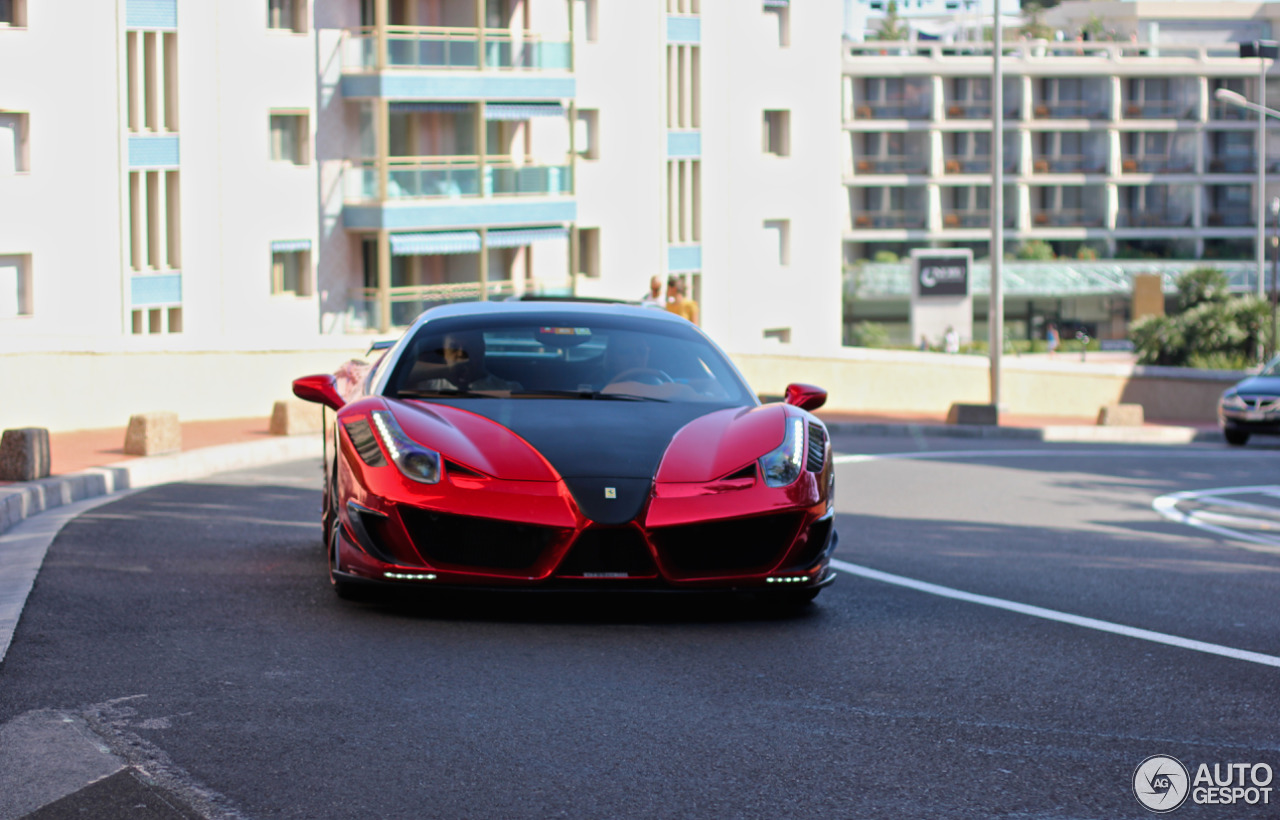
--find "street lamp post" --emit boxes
[1217,85,1280,315]
[1235,41,1277,299]
[1272,196,1280,361]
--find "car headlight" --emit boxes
[760,417,805,488]
[1221,392,1247,410]
[370,410,441,484]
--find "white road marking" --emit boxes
[832,448,1280,668]
[830,558,1280,669]
[1152,485,1280,551]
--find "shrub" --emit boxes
[1015,240,1055,261]
[848,321,892,348]
[872,250,900,264]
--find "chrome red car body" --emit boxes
[293,301,836,602]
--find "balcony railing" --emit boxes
[853,102,930,120]
[1207,157,1256,174]
[1123,101,1193,120]
[345,156,573,201]
[1119,156,1194,174]
[944,157,991,174]
[853,210,927,229]
[1031,209,1105,227]
[945,102,992,119]
[1031,155,1106,174]
[1115,211,1192,228]
[1206,210,1255,227]
[1032,101,1108,120]
[350,279,574,329]
[1211,102,1253,121]
[941,210,989,228]
[342,26,572,71]
[854,157,928,174]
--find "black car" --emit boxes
[1219,358,1280,445]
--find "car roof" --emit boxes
[406,299,682,331]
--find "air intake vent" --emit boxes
[806,422,827,472]
[344,419,386,466]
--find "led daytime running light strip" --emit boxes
[384,572,437,581]
[370,411,402,461]
[766,575,810,584]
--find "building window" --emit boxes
[763,328,792,344]
[763,110,790,156]
[576,109,599,160]
[577,228,600,278]
[270,113,309,165]
[0,112,28,173]
[0,254,31,318]
[574,0,598,42]
[763,219,790,266]
[272,248,311,295]
[764,1,790,47]
[0,0,27,27]
[268,0,305,33]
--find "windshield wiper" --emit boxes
[397,389,498,399]
[510,389,669,402]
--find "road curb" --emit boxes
[0,435,323,538]
[821,421,1222,445]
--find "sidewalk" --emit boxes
[0,409,1222,539]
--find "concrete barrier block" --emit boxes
[1097,403,1145,427]
[124,412,181,456]
[946,403,999,426]
[269,399,325,436]
[0,428,51,481]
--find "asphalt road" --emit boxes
[2,435,1280,819]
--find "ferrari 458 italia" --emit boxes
[292,301,836,604]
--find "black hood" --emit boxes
[456,399,726,524]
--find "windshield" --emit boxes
[382,313,752,404]
[1261,356,1280,377]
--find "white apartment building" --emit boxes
[842,1,1280,341]
[0,0,842,360]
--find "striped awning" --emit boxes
[390,102,471,114]
[484,103,566,121]
[487,227,569,248]
[271,239,312,253]
[390,231,482,256]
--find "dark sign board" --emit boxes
[917,255,969,298]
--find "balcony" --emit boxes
[1032,101,1107,120]
[1119,156,1194,174]
[349,277,575,329]
[1031,209,1105,228]
[1123,101,1193,120]
[854,211,927,229]
[341,26,572,72]
[1207,157,1256,174]
[1115,211,1192,228]
[345,156,573,201]
[853,102,930,120]
[941,210,989,228]
[1211,101,1253,121]
[1206,210,1255,227]
[1031,155,1106,174]
[945,102,992,120]
[854,157,927,175]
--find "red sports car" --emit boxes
[292,301,836,604]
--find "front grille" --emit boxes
[398,506,564,571]
[556,528,657,577]
[650,513,804,577]
[806,422,827,472]
[1240,396,1280,412]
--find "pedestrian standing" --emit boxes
[1046,323,1060,357]
[944,325,959,354]
[640,275,664,307]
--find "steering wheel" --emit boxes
[608,368,673,386]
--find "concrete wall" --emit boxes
[3,346,1240,433]
[2,346,368,433]
[735,348,1240,423]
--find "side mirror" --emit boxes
[784,383,827,412]
[293,374,345,411]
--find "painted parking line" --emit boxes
[830,558,1280,669]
